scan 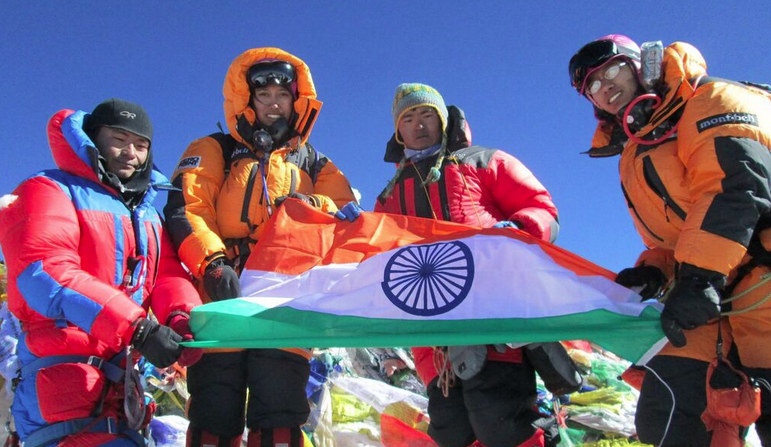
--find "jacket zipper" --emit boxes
[621,184,664,241]
[242,164,258,232]
[150,222,161,289]
[642,156,687,223]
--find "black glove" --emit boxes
[274,193,316,209]
[660,264,722,348]
[131,318,184,368]
[615,265,667,300]
[203,257,241,301]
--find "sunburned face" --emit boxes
[252,84,293,125]
[586,60,639,116]
[94,126,150,180]
[397,106,442,150]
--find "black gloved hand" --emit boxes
[274,193,316,209]
[615,265,667,300]
[131,318,184,368]
[660,264,722,348]
[203,257,241,301]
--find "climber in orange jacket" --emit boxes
[164,48,356,447]
[569,35,771,446]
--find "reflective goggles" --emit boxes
[586,61,627,96]
[247,61,296,89]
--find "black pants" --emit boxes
[187,349,311,437]
[637,355,771,447]
[426,361,542,447]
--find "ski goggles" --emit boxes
[569,40,636,94]
[247,61,296,89]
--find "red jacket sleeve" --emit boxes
[148,229,202,325]
[486,151,559,242]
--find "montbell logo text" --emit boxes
[697,113,758,133]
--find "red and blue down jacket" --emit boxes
[375,107,559,385]
[0,109,200,441]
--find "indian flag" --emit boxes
[187,201,666,364]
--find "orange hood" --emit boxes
[223,47,322,148]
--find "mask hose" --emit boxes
[622,93,679,146]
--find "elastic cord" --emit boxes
[260,158,272,217]
[642,362,676,446]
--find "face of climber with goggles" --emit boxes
[247,61,297,125]
[583,59,638,115]
[570,40,640,116]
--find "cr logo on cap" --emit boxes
[120,111,137,119]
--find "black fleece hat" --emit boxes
[85,98,153,143]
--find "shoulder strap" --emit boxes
[740,80,771,94]
[693,76,771,95]
[207,132,239,176]
[305,141,321,184]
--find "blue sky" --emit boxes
[1,2,769,272]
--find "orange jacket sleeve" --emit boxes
[164,136,228,278]
[307,156,357,212]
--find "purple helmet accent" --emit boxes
[569,34,642,95]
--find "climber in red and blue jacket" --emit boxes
[0,99,202,447]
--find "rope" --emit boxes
[432,347,455,398]
[410,164,439,221]
[659,273,771,317]
[720,272,771,315]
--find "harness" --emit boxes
[19,352,148,447]
[23,417,145,447]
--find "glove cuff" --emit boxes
[677,263,726,289]
[205,254,230,273]
[131,318,153,347]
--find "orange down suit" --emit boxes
[590,43,771,445]
[592,43,771,368]
[163,48,356,443]
[164,48,356,360]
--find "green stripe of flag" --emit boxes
[186,299,664,363]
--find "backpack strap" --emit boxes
[692,76,771,95]
[207,132,240,177]
[305,142,321,185]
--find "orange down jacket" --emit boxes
[165,48,355,283]
[590,42,771,280]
